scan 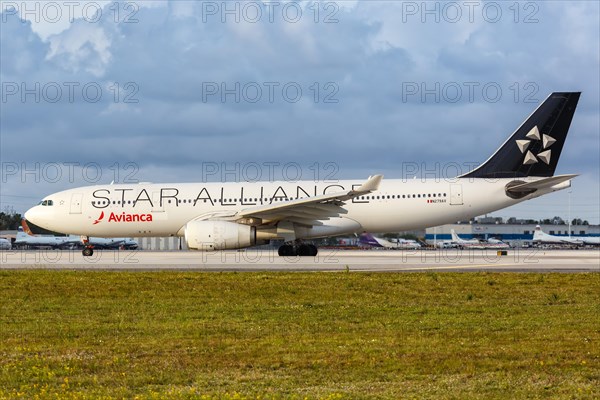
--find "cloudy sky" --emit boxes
[1,0,599,224]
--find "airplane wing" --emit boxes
[506,174,577,194]
[233,175,383,226]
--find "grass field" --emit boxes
[0,271,598,399]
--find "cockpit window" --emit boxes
[40,200,54,206]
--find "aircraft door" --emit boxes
[69,193,83,214]
[450,184,463,205]
[152,191,164,212]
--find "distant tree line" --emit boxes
[0,212,22,230]
[0,210,59,234]
[504,216,589,225]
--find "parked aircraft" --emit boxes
[84,236,138,250]
[359,233,421,249]
[14,227,78,249]
[450,229,510,249]
[434,240,459,249]
[16,221,138,250]
[532,225,585,245]
[580,236,600,245]
[25,92,581,257]
[0,238,11,250]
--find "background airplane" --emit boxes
[359,233,421,249]
[451,229,510,249]
[80,236,138,250]
[532,225,584,245]
[14,226,78,249]
[434,240,459,249]
[0,238,11,250]
[580,236,600,245]
[18,221,138,250]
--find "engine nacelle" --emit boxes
[185,221,256,250]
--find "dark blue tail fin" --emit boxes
[462,92,580,178]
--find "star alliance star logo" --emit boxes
[516,126,556,166]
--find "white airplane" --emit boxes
[580,236,600,245]
[16,221,138,250]
[0,238,11,250]
[450,229,480,245]
[390,238,422,249]
[434,240,459,249]
[25,92,581,257]
[14,230,74,249]
[450,229,510,249]
[359,233,421,249]
[14,227,78,249]
[532,225,584,245]
[81,236,139,250]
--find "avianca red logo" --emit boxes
[93,211,104,224]
[93,211,152,224]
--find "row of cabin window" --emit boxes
[91,193,448,206]
[359,193,447,200]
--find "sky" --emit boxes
[1,0,599,224]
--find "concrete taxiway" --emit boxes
[1,249,598,272]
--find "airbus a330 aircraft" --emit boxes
[25,92,581,257]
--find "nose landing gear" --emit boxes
[81,236,94,256]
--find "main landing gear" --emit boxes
[81,236,94,257]
[278,243,318,257]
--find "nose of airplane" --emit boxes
[24,206,44,226]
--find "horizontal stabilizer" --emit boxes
[506,174,577,194]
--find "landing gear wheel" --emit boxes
[297,244,311,256]
[82,247,94,257]
[278,244,318,257]
[278,244,295,257]
[297,244,318,256]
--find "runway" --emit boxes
[1,249,598,272]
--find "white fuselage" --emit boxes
[25,177,561,240]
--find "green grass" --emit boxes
[0,271,598,399]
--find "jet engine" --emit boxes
[184,221,256,250]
